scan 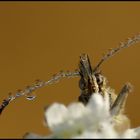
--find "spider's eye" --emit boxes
[79,78,87,90]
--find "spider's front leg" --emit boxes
[110,83,133,116]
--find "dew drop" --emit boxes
[26,95,36,101]
[15,93,21,98]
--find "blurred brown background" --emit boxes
[0,1,140,138]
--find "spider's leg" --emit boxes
[110,83,133,116]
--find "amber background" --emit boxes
[0,1,140,138]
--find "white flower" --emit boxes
[23,93,140,139]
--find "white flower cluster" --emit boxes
[24,93,140,139]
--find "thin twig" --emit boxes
[93,33,140,72]
[0,70,79,114]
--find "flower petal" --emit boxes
[67,102,86,119]
[88,93,110,119]
[87,93,104,111]
[23,132,44,139]
[45,103,68,130]
[134,127,140,139]
[128,126,140,138]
